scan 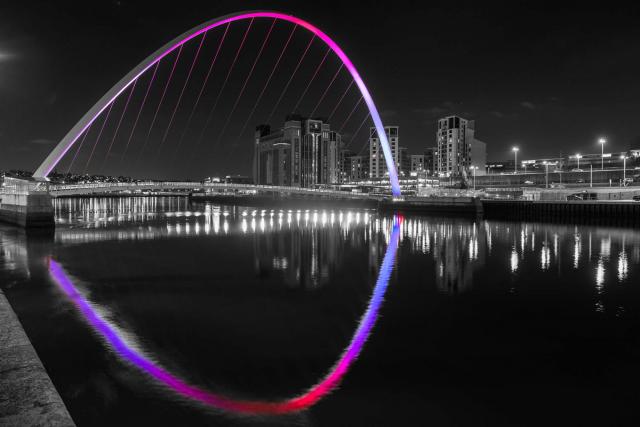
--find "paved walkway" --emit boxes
[0,290,75,426]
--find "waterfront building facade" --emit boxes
[253,115,340,187]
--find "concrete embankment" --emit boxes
[190,193,485,216]
[482,199,640,226]
[0,289,75,426]
[380,196,482,216]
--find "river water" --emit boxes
[1,197,640,426]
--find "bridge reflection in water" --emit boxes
[2,197,640,422]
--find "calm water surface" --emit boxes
[2,197,640,426]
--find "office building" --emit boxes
[253,115,340,187]
[436,116,486,177]
[369,126,400,178]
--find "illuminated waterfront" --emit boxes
[2,197,640,425]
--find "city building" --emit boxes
[436,116,486,178]
[424,148,437,175]
[399,146,411,177]
[343,155,370,182]
[369,126,400,178]
[410,154,425,175]
[253,115,341,187]
[339,149,356,183]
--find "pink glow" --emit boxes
[48,215,403,415]
[39,11,401,195]
[176,23,230,154]
[160,33,207,153]
[195,19,254,153]
[234,24,298,141]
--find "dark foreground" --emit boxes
[1,196,640,426]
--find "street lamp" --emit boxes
[598,138,606,170]
[512,147,519,174]
[470,166,478,190]
[621,155,628,184]
[575,153,582,170]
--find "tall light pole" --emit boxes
[513,147,519,174]
[575,153,582,170]
[621,155,627,184]
[599,138,606,170]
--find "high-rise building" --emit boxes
[339,149,356,183]
[436,116,486,177]
[424,147,437,175]
[253,125,290,186]
[253,115,340,187]
[369,126,400,178]
[344,155,370,182]
[410,154,425,175]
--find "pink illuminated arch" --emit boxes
[49,215,403,415]
[33,11,401,196]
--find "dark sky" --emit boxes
[1,1,640,179]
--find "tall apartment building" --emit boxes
[253,115,340,187]
[369,126,400,178]
[424,147,437,175]
[436,116,486,177]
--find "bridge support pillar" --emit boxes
[0,177,54,228]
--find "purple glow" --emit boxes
[48,215,402,415]
[36,11,401,195]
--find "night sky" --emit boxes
[1,1,640,179]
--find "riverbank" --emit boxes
[482,199,640,227]
[0,289,75,426]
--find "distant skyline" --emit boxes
[1,1,640,179]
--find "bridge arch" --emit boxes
[34,11,401,196]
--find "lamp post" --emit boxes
[621,155,627,184]
[575,153,582,170]
[513,147,519,174]
[599,138,606,170]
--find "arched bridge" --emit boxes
[33,10,401,196]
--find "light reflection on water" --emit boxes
[2,197,640,425]
[49,197,640,298]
